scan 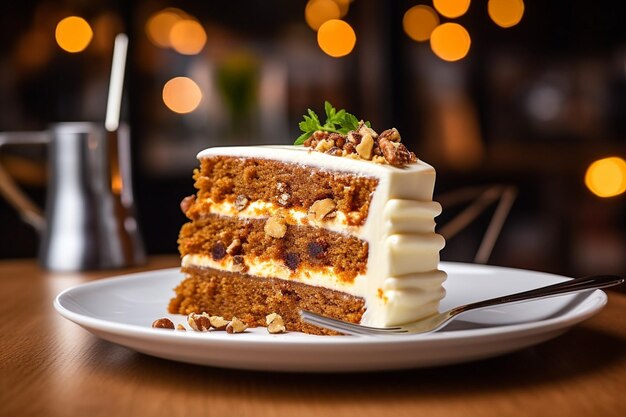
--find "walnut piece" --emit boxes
[226,316,248,334]
[234,195,249,211]
[226,239,241,255]
[152,318,174,329]
[379,139,416,167]
[308,198,336,222]
[176,324,186,331]
[180,195,196,216]
[232,255,248,272]
[209,316,230,330]
[188,312,211,331]
[264,214,287,238]
[278,193,291,206]
[379,128,401,142]
[355,133,374,160]
[266,313,286,334]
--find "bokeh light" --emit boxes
[488,0,525,28]
[332,0,351,17]
[305,0,341,31]
[430,23,471,62]
[162,77,202,114]
[317,19,356,58]
[585,157,626,198]
[145,8,186,48]
[55,16,93,53]
[170,19,207,55]
[433,0,471,18]
[403,5,440,42]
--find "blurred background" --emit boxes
[0,0,624,280]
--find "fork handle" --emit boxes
[451,274,624,316]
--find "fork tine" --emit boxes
[299,310,408,335]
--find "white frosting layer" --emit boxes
[189,145,446,326]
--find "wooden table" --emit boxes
[0,256,624,417]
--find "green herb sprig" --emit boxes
[294,101,371,145]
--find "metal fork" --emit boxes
[300,275,624,336]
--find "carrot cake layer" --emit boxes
[178,214,368,283]
[169,266,365,335]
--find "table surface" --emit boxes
[0,256,624,417]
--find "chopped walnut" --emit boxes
[314,139,334,153]
[152,318,174,329]
[234,195,249,211]
[226,317,248,334]
[379,139,416,167]
[264,214,287,238]
[209,316,230,330]
[188,312,211,331]
[266,313,286,334]
[278,193,291,206]
[379,128,401,142]
[232,255,248,272]
[226,239,242,255]
[355,133,374,160]
[180,195,196,216]
[176,324,187,331]
[308,198,336,222]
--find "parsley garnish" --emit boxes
[294,101,371,145]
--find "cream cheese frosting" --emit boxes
[189,145,446,326]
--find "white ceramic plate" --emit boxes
[54,262,607,372]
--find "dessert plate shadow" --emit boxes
[54,262,607,372]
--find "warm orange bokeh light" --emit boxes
[145,8,186,48]
[305,0,341,31]
[433,0,471,18]
[430,23,471,62]
[403,5,440,42]
[170,19,207,55]
[585,157,626,198]
[332,0,351,17]
[55,16,93,53]
[317,19,356,58]
[488,0,525,28]
[162,77,202,114]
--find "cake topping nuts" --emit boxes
[295,102,417,167]
[308,198,336,222]
[209,316,230,330]
[152,318,175,329]
[226,316,248,333]
[176,324,187,331]
[266,313,286,334]
[188,312,212,331]
[264,214,287,238]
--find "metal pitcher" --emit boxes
[0,122,145,271]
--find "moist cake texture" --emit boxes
[170,143,446,335]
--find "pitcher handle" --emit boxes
[0,131,50,232]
